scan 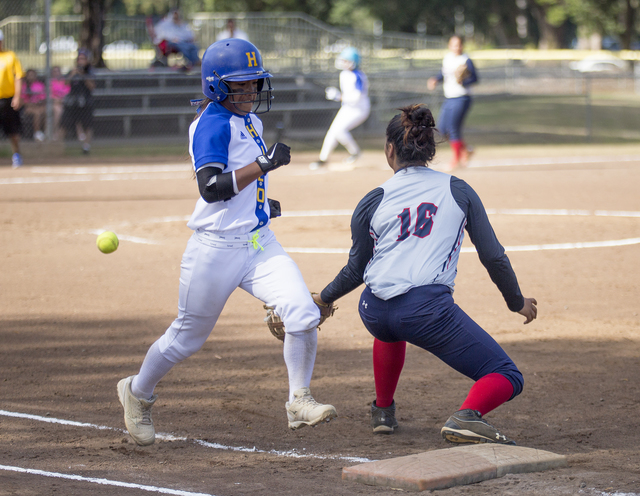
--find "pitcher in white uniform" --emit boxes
[310,47,370,169]
[428,35,478,170]
[116,39,337,446]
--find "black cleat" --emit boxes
[441,409,516,445]
[371,400,399,434]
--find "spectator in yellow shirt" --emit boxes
[0,29,24,167]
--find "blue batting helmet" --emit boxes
[336,47,361,69]
[201,38,273,113]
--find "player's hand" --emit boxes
[11,96,21,110]
[427,77,437,91]
[256,143,291,173]
[518,297,538,324]
[266,142,291,167]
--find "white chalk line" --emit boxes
[2,153,639,185]
[0,173,188,185]
[468,154,640,168]
[92,209,640,252]
[0,464,215,496]
[0,409,373,465]
[30,165,190,175]
[88,228,162,246]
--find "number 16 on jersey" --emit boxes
[397,203,438,241]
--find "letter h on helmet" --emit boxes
[201,39,273,114]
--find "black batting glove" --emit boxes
[256,143,291,173]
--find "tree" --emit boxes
[531,0,638,49]
[78,0,113,68]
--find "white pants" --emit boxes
[132,228,320,402]
[158,229,319,360]
[319,104,370,161]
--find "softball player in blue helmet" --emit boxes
[313,104,536,444]
[310,47,370,169]
[117,39,337,446]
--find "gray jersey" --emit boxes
[365,167,465,299]
[321,166,524,311]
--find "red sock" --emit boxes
[459,373,514,416]
[373,339,406,408]
[450,140,463,164]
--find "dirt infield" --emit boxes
[1,144,639,495]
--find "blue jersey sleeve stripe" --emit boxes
[354,70,363,92]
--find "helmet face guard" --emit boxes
[201,39,273,114]
[211,72,273,114]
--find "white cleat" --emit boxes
[286,387,337,429]
[117,376,157,446]
[309,160,326,170]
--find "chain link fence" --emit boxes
[1,3,640,159]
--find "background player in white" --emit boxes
[428,35,478,171]
[117,39,337,446]
[310,47,370,169]
[313,104,536,444]
[216,18,250,42]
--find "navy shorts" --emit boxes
[358,284,523,399]
[0,97,22,136]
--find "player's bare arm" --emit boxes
[11,77,22,110]
[196,142,290,203]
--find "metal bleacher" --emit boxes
[91,70,342,142]
[0,12,444,144]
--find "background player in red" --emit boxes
[313,103,537,445]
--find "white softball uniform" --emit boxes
[442,52,472,99]
[131,102,320,402]
[319,69,371,161]
[364,167,465,300]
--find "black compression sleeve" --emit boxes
[196,166,236,203]
[450,177,524,312]
[320,187,384,304]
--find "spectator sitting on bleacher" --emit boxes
[216,19,249,42]
[21,69,46,141]
[153,9,200,69]
[50,66,70,140]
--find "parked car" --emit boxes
[569,54,628,73]
[38,36,78,54]
[103,40,139,53]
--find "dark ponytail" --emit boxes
[385,104,437,166]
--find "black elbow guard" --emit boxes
[197,167,237,203]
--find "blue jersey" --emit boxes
[187,102,271,234]
[321,167,524,311]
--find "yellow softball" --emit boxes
[96,231,119,254]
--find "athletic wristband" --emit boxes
[231,170,239,195]
[256,154,280,173]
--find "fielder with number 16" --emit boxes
[117,39,337,446]
[313,104,537,445]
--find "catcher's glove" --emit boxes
[455,63,471,84]
[264,305,285,342]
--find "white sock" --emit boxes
[283,328,317,403]
[131,340,176,400]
